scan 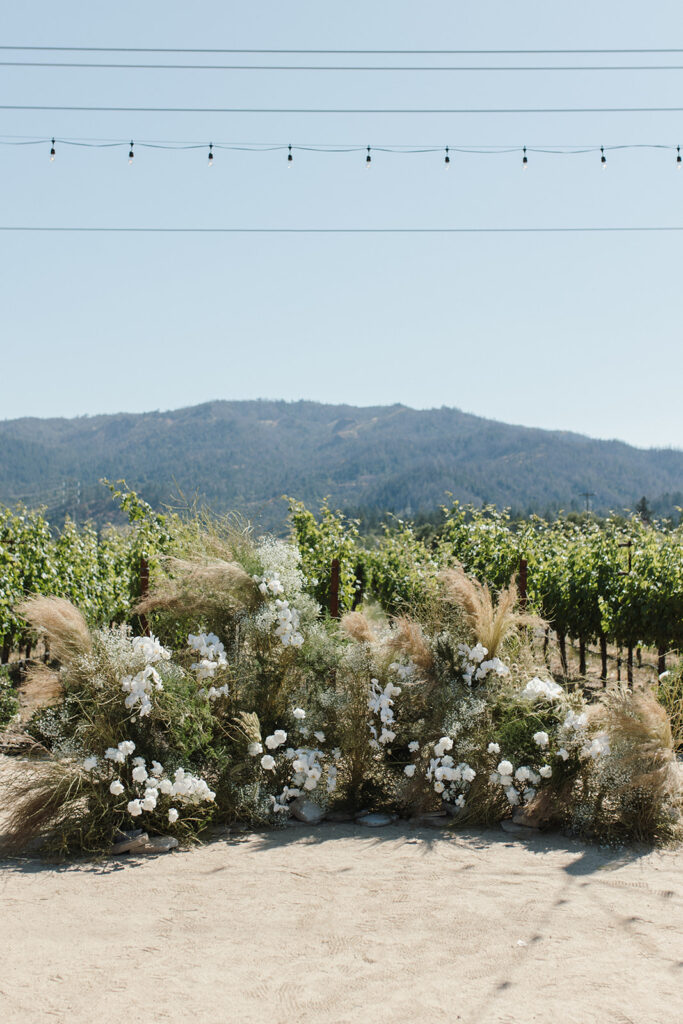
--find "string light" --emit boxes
[677,145,681,168]
[366,145,371,166]
[207,142,213,166]
[287,143,292,165]
[601,145,607,168]
[522,145,528,168]
[49,137,55,161]
[128,140,134,163]
[444,146,450,165]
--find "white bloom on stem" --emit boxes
[151,760,163,777]
[487,742,500,755]
[557,747,570,761]
[141,793,157,812]
[408,741,419,753]
[109,779,124,796]
[461,766,476,784]
[248,742,263,756]
[158,778,173,795]
[533,731,550,749]
[313,731,326,743]
[434,781,445,794]
[132,765,148,783]
[168,808,179,824]
[434,736,453,757]
[265,730,287,750]
[539,765,552,779]
[261,754,276,771]
[127,799,143,817]
[105,747,125,764]
[497,760,513,777]
[404,764,416,778]
[293,708,306,720]
[83,756,97,771]
[118,740,136,757]
[505,787,520,806]
[521,677,564,701]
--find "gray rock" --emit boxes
[111,831,149,855]
[290,797,326,824]
[356,812,396,827]
[139,835,179,854]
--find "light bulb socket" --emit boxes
[444,147,450,165]
[601,147,606,166]
[128,141,134,162]
[50,138,55,160]
[366,146,371,165]
[287,145,293,163]
[677,146,681,166]
[208,144,214,165]
[522,146,527,168]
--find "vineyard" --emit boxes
[2,491,682,683]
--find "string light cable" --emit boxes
[3,46,683,55]
[5,59,683,71]
[4,104,683,114]
[2,135,682,166]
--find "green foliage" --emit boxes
[287,498,360,614]
[0,666,19,729]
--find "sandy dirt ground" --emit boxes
[1,792,681,1024]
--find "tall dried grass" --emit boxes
[16,596,92,666]
[438,567,522,658]
[0,759,85,855]
[339,611,378,645]
[136,556,262,621]
[386,616,434,676]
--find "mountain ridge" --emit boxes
[1,399,681,529]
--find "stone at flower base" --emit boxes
[512,807,544,828]
[111,830,149,855]
[356,812,396,827]
[325,810,355,822]
[290,797,326,824]
[139,835,179,854]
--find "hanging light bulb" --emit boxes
[366,145,372,167]
[522,145,528,169]
[208,143,214,167]
[49,138,55,162]
[287,144,293,165]
[677,145,681,169]
[601,146,607,168]
[128,141,134,164]
[444,146,450,166]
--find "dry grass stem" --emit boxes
[15,596,93,665]
[387,616,434,675]
[438,567,522,658]
[339,612,377,645]
[136,557,262,618]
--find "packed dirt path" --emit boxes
[0,816,680,1024]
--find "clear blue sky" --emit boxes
[1,1,682,449]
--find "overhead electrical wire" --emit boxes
[2,46,683,55]
[2,226,683,234]
[4,104,683,114]
[3,60,683,71]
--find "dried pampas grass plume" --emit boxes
[438,567,521,659]
[15,596,92,665]
[387,616,434,675]
[340,612,377,646]
[136,557,262,619]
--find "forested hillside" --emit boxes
[0,400,681,529]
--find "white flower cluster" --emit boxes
[273,599,304,648]
[97,742,215,823]
[557,709,610,760]
[416,736,476,805]
[132,633,171,665]
[389,660,417,683]
[188,631,228,684]
[368,677,401,749]
[490,759,545,806]
[253,573,285,598]
[458,643,510,687]
[520,677,564,701]
[121,665,163,718]
[120,632,171,718]
[252,709,340,813]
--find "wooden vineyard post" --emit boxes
[139,556,151,637]
[657,646,667,676]
[329,558,340,619]
[518,558,528,610]
[600,634,608,686]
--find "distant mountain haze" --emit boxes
[0,400,681,530]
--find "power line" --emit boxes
[2,226,683,233]
[2,46,683,55]
[4,104,683,114]
[4,60,683,71]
